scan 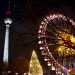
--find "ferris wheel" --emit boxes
[38,13,75,74]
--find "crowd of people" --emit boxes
[64,59,75,75]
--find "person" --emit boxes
[69,63,75,75]
[64,62,69,69]
[73,59,75,68]
[64,62,69,75]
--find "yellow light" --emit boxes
[58,46,64,52]
[70,36,75,43]
[58,47,62,52]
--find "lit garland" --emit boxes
[29,51,43,75]
[38,13,75,73]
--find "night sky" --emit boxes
[0,0,75,69]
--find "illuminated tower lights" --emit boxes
[3,0,12,65]
[3,18,12,64]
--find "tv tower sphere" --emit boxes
[4,18,13,25]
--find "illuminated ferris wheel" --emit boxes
[38,13,75,73]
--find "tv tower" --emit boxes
[3,0,12,65]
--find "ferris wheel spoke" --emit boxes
[47,43,66,46]
[46,27,70,46]
[43,34,62,40]
[47,18,74,36]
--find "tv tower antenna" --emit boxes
[6,0,11,16]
